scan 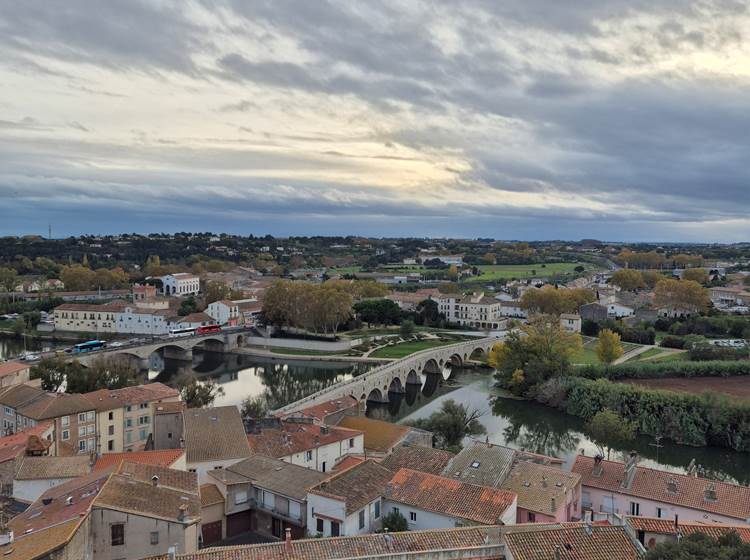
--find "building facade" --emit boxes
[162,273,200,296]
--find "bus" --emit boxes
[71,340,107,354]
[168,327,195,338]
[196,324,222,335]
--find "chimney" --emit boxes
[167,545,177,560]
[551,497,556,511]
[667,477,678,495]
[321,425,329,435]
[89,451,96,468]
[285,527,292,551]
[65,496,73,506]
[0,530,13,546]
[704,483,718,502]
[152,475,159,487]
[554,544,562,560]
[177,504,188,522]
[592,455,603,477]
[541,475,548,489]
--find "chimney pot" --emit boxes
[285,527,292,549]
[152,475,159,487]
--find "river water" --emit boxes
[3,334,749,484]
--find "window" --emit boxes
[62,430,70,440]
[331,521,340,537]
[235,491,248,505]
[86,411,95,422]
[374,501,380,519]
[150,532,159,545]
[316,518,324,533]
[61,416,69,427]
[656,507,665,519]
[139,429,147,440]
[321,461,326,473]
[358,510,365,529]
[78,426,86,438]
[167,432,173,439]
[140,403,149,409]
[125,418,133,428]
[87,425,95,435]
[108,440,114,451]
[409,512,417,522]
[305,450,313,461]
[78,413,86,423]
[349,438,355,448]
[629,502,641,516]
[393,507,399,514]
[126,406,132,413]
[108,425,115,436]
[111,524,125,546]
[470,461,481,469]
[108,412,114,421]
[527,512,536,522]
[4,407,12,416]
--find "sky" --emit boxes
[1,1,749,242]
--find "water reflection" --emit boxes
[0,335,57,360]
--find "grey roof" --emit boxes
[15,455,92,480]
[441,441,517,488]
[183,406,252,463]
[218,455,328,501]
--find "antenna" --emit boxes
[48,223,52,240]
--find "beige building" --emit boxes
[52,300,177,335]
[83,382,181,454]
[435,292,506,329]
[0,361,31,388]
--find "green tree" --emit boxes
[610,269,645,291]
[178,296,198,316]
[654,279,709,315]
[646,530,750,560]
[30,357,71,391]
[203,280,232,304]
[176,374,225,408]
[682,268,709,284]
[241,395,269,420]
[381,510,408,532]
[0,267,18,293]
[407,399,486,451]
[588,409,635,460]
[400,319,416,337]
[596,329,624,364]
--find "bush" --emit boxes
[576,360,750,381]
[688,345,748,362]
[544,376,750,451]
[660,335,686,349]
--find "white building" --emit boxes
[560,313,582,333]
[573,454,750,525]
[206,300,240,326]
[607,302,635,318]
[162,273,200,296]
[436,293,505,329]
[13,455,91,503]
[437,255,464,266]
[53,301,177,335]
[307,460,392,537]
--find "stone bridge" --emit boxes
[274,337,500,415]
[74,331,249,368]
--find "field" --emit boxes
[621,377,750,402]
[572,339,640,365]
[369,338,461,359]
[469,263,588,282]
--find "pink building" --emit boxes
[573,453,750,526]
[501,461,582,523]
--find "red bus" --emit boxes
[196,324,222,335]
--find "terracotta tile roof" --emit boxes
[183,406,252,463]
[309,460,393,515]
[387,468,516,525]
[626,516,750,543]
[15,455,91,480]
[18,392,94,420]
[337,416,409,453]
[380,445,455,476]
[281,396,359,422]
[500,462,581,516]
[442,441,517,487]
[213,455,327,501]
[573,455,750,522]
[83,382,179,412]
[0,384,46,409]
[332,455,366,473]
[0,518,82,560]
[246,421,362,459]
[155,400,185,414]
[503,524,643,560]
[200,484,225,508]
[0,360,29,378]
[92,449,185,472]
[146,525,497,560]
[0,422,52,463]
[178,312,215,324]
[94,461,200,523]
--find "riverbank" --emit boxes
[232,346,390,364]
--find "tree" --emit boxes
[610,269,644,291]
[596,329,624,364]
[682,268,709,284]
[400,319,416,337]
[407,399,486,451]
[178,296,198,316]
[654,279,709,315]
[30,357,70,391]
[60,265,96,291]
[641,270,662,289]
[353,299,401,327]
[447,264,459,282]
[381,510,408,532]
[646,530,750,560]
[0,267,18,293]
[241,395,269,420]
[520,286,595,316]
[176,374,224,408]
[415,298,441,327]
[588,409,635,460]
[203,280,232,304]
[493,315,583,395]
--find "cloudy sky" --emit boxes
[1,1,749,241]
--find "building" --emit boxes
[573,453,750,525]
[437,255,464,266]
[380,445,455,476]
[337,416,425,457]
[436,292,506,329]
[560,313,582,333]
[132,283,157,301]
[183,406,252,482]
[93,448,186,472]
[207,454,328,541]
[499,461,582,523]
[199,483,225,545]
[307,460,393,537]
[0,361,30,388]
[176,312,216,329]
[607,302,635,318]
[246,417,364,473]
[580,302,609,323]
[384,468,517,530]
[0,422,52,494]
[4,461,201,560]
[627,515,750,550]
[13,454,92,503]
[442,441,518,488]
[0,385,97,456]
[206,299,240,326]
[83,382,181,453]
[499,300,527,318]
[235,299,263,326]
[152,400,185,449]
[280,395,360,426]
[53,300,177,335]
[710,286,750,307]
[162,273,200,296]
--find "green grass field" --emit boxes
[369,338,460,359]
[573,340,642,365]
[468,263,588,282]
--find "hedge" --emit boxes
[541,376,750,451]
[575,360,750,381]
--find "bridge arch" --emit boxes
[468,347,487,361]
[423,358,441,375]
[406,370,420,385]
[388,377,404,394]
[366,388,386,403]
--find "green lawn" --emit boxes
[329,266,362,274]
[370,338,461,359]
[573,340,643,365]
[468,263,588,282]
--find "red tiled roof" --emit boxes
[281,396,359,422]
[93,449,185,472]
[573,455,750,522]
[309,460,393,515]
[338,416,410,453]
[504,524,643,560]
[200,484,225,508]
[380,445,455,476]
[332,455,366,473]
[387,468,517,525]
[0,421,53,463]
[83,382,179,411]
[626,516,750,543]
[0,360,29,378]
[247,421,362,458]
